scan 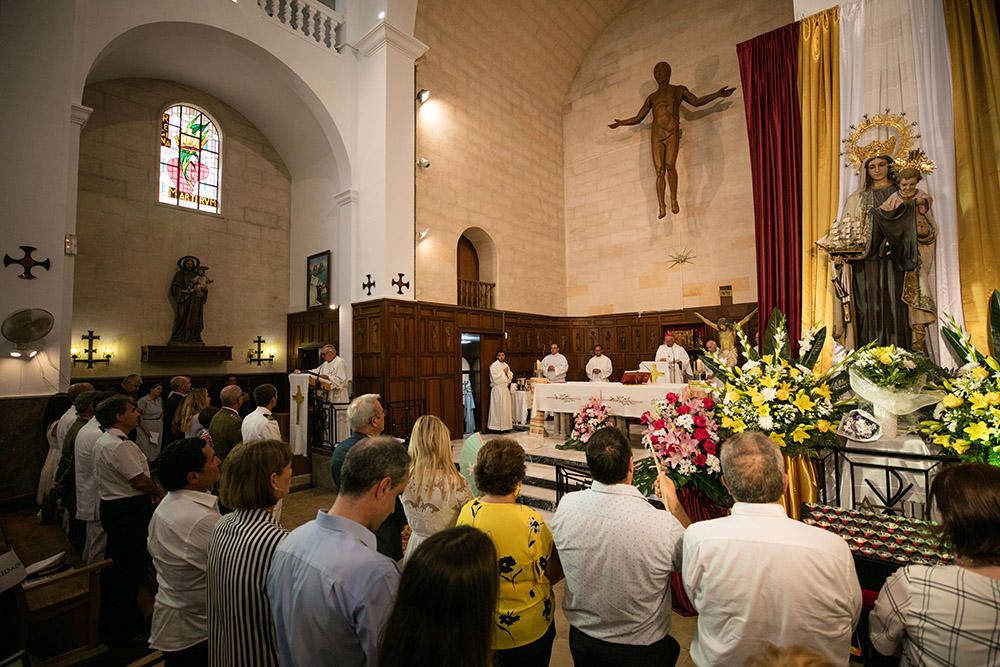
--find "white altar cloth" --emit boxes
[531,381,687,419]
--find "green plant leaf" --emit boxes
[989,289,1000,360]
[798,326,827,370]
[762,308,790,361]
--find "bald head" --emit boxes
[220,384,243,408]
[67,382,95,403]
[720,432,785,504]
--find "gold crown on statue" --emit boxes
[842,109,936,175]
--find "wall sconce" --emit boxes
[417,158,430,169]
[248,336,275,366]
[415,227,430,243]
[416,88,430,104]
[71,330,112,368]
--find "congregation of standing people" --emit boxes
[36,375,1000,666]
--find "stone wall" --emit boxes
[563,0,792,315]
[413,0,630,316]
[73,78,290,377]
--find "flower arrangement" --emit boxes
[699,309,858,457]
[638,390,729,506]
[837,409,881,442]
[920,315,1000,465]
[851,345,936,389]
[557,398,612,450]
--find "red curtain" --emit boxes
[737,24,802,351]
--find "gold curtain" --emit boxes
[944,0,1000,350]
[798,8,840,370]
[780,454,819,520]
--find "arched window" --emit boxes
[158,103,222,214]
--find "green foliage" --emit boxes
[762,308,790,361]
[631,455,732,507]
[797,326,827,370]
[989,290,1000,360]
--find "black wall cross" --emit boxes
[392,273,410,295]
[362,274,375,296]
[4,246,50,279]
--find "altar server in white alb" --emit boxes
[655,332,690,383]
[542,343,569,383]
[487,350,513,432]
[586,344,613,382]
[310,343,349,403]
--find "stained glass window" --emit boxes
[158,104,221,214]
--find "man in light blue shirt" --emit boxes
[267,436,410,666]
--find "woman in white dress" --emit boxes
[136,384,164,461]
[402,415,473,559]
[37,393,71,507]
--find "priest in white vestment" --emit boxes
[309,344,349,403]
[655,332,691,383]
[585,345,613,382]
[541,343,568,383]
[488,351,513,432]
[696,339,725,389]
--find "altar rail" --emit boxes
[257,0,344,52]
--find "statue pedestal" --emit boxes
[141,345,232,363]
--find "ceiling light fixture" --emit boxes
[416,88,430,104]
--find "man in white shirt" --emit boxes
[56,382,94,451]
[682,432,861,666]
[94,394,165,641]
[148,437,222,664]
[487,350,513,432]
[655,333,690,383]
[242,384,282,442]
[585,345,613,382]
[74,390,113,564]
[541,343,569,383]
[551,428,689,666]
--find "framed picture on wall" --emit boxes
[306,250,331,310]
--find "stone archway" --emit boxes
[457,227,498,309]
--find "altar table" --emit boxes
[531,381,687,420]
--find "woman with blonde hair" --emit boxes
[174,387,211,439]
[401,415,473,559]
[207,439,291,666]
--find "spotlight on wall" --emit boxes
[417,158,431,169]
[416,88,430,104]
[415,228,430,243]
[329,303,339,311]
[378,10,385,19]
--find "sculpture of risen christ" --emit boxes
[609,61,735,218]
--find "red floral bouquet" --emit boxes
[637,390,730,506]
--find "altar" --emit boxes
[531,381,688,437]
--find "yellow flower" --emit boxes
[789,368,800,378]
[985,392,1000,406]
[749,390,766,406]
[971,366,990,380]
[964,421,991,442]
[791,424,812,443]
[792,392,816,413]
[776,383,792,401]
[725,389,741,404]
[760,375,778,388]
[757,404,771,417]
[761,355,774,364]
[812,384,832,400]
[950,438,971,454]
[942,394,964,408]
[932,433,951,448]
[721,415,746,432]
[816,419,832,433]
[748,366,762,377]
[969,393,990,411]
[879,351,893,365]
[769,432,786,447]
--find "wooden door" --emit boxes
[457,235,480,281]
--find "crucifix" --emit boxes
[292,386,305,425]
[71,330,111,369]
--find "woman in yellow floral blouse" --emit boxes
[457,437,563,667]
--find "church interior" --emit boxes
[1,0,999,665]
